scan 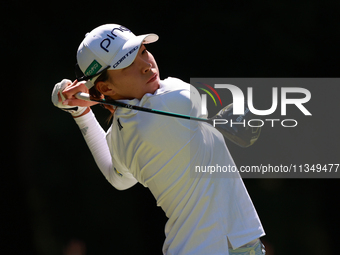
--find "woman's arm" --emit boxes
[74,110,138,190]
[52,79,137,190]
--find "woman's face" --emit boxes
[97,44,160,100]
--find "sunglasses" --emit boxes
[75,64,110,82]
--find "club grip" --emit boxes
[75,92,91,101]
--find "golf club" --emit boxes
[75,92,261,147]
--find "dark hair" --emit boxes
[89,70,115,120]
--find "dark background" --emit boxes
[3,0,340,254]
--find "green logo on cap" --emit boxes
[85,60,102,79]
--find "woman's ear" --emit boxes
[96,81,116,96]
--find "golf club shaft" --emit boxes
[75,92,209,123]
[75,92,261,148]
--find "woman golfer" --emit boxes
[52,24,266,255]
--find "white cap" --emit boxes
[76,24,159,89]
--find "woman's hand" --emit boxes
[52,79,96,118]
[59,80,98,108]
